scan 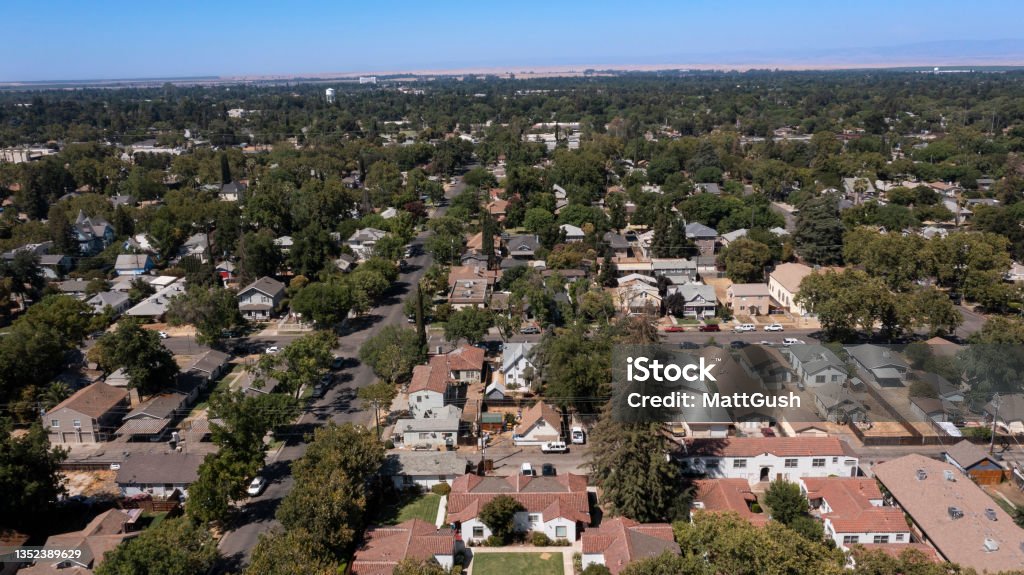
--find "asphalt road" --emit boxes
[214,180,464,571]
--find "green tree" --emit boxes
[524,207,555,233]
[479,494,525,542]
[718,238,772,283]
[244,529,336,575]
[359,326,424,384]
[393,558,449,575]
[357,380,398,439]
[91,319,178,398]
[37,382,72,411]
[251,331,336,398]
[165,285,244,346]
[47,203,76,255]
[236,230,282,285]
[444,306,494,344]
[291,281,353,326]
[764,480,808,525]
[620,552,711,575]
[0,419,67,531]
[95,517,219,575]
[534,326,611,410]
[794,195,844,265]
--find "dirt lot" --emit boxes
[63,470,119,498]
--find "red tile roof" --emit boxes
[444,345,485,372]
[447,473,590,524]
[408,359,449,395]
[514,402,561,436]
[581,517,679,575]
[693,479,769,526]
[803,477,907,535]
[684,437,852,458]
[351,519,456,575]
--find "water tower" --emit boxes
[325,88,336,103]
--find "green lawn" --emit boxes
[189,366,241,414]
[377,493,442,525]
[472,552,564,575]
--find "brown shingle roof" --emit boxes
[873,454,1024,572]
[48,382,127,419]
[351,519,456,575]
[514,402,561,436]
[408,362,448,395]
[944,439,1003,470]
[444,345,484,372]
[581,518,679,575]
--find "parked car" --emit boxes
[764,323,784,332]
[319,373,333,386]
[312,385,326,398]
[541,441,568,454]
[571,426,585,444]
[246,476,267,496]
[109,463,121,471]
[331,356,345,370]
[521,462,535,476]
[664,326,685,332]
[733,324,756,333]
[157,331,169,339]
[730,341,747,349]
[782,338,806,346]
[679,342,699,349]
[698,324,721,332]
[520,325,541,335]
[541,463,556,476]
[265,346,280,354]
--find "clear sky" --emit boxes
[4,0,1023,81]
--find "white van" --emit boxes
[521,462,535,476]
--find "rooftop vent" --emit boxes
[916,469,928,480]
[948,506,963,520]
[985,508,998,521]
[944,470,956,481]
[983,538,999,552]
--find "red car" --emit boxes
[698,324,721,332]
[664,326,686,332]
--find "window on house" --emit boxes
[556,526,567,538]
[50,420,59,428]
[832,457,838,463]
[163,484,173,491]
[416,396,422,402]
[895,533,905,542]
[418,433,431,440]
[812,458,826,467]
[403,475,414,486]
[72,420,81,428]
[733,459,747,468]
[706,460,720,469]
[472,526,484,538]
[831,375,840,382]
[528,514,541,523]
[843,535,859,544]
[872,535,889,544]
[784,459,798,468]
[815,375,826,383]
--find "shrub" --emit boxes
[450,565,464,575]
[573,552,583,574]
[582,565,612,575]
[384,439,395,449]
[554,538,571,546]
[485,535,505,547]
[531,531,552,546]
[431,482,451,496]
[454,550,466,566]
[751,502,763,513]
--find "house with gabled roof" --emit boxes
[114,254,154,276]
[678,437,859,486]
[409,359,452,418]
[347,227,389,260]
[786,344,847,388]
[45,382,129,444]
[801,477,911,550]
[692,478,769,526]
[846,344,908,387]
[381,451,469,491]
[74,211,115,255]
[113,392,188,441]
[236,276,285,320]
[115,451,204,499]
[351,519,459,575]
[513,402,562,446]
[501,342,537,392]
[503,234,539,260]
[18,509,140,575]
[559,223,585,243]
[581,518,680,574]
[943,440,1006,485]
[87,291,131,316]
[447,473,591,543]
[666,282,716,318]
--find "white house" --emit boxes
[559,223,585,242]
[447,473,591,543]
[581,518,679,575]
[347,228,389,260]
[500,342,537,392]
[679,437,859,486]
[115,452,204,499]
[382,451,468,491]
[513,402,562,446]
[87,291,131,316]
[786,344,847,388]
[801,477,911,550]
[408,362,448,418]
[666,283,717,318]
[236,276,285,320]
[394,405,461,450]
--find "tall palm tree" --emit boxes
[39,382,72,411]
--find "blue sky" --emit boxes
[3,0,1023,81]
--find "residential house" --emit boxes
[513,402,562,446]
[873,454,1024,573]
[347,228,389,260]
[685,222,718,256]
[408,360,451,418]
[504,234,539,260]
[114,254,154,276]
[178,233,209,263]
[381,451,468,491]
[57,278,90,299]
[651,255,700,282]
[603,232,631,258]
[696,182,722,195]
[447,473,591,543]
[726,283,771,316]
[814,383,866,423]
[335,253,356,273]
[74,211,115,255]
[87,291,131,316]
[448,278,489,309]
[114,392,188,441]
[273,235,293,253]
[581,518,680,575]
[665,283,716,318]
[801,477,911,550]
[115,451,204,499]
[394,405,462,450]
[559,223,585,243]
[1006,262,1024,283]
[487,198,508,220]
[691,478,768,526]
[443,345,486,383]
[18,509,140,575]
[236,276,285,320]
[124,277,185,319]
[768,263,815,316]
[778,407,831,437]
[616,282,661,315]
[45,382,129,444]
[786,344,847,388]
[944,440,1007,485]
[39,253,72,279]
[736,344,790,391]
[985,393,1024,435]
[218,180,247,202]
[351,520,458,575]
[846,344,909,387]
[909,396,955,423]
[678,437,859,486]
[501,342,537,392]
[184,349,231,384]
[718,228,747,247]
